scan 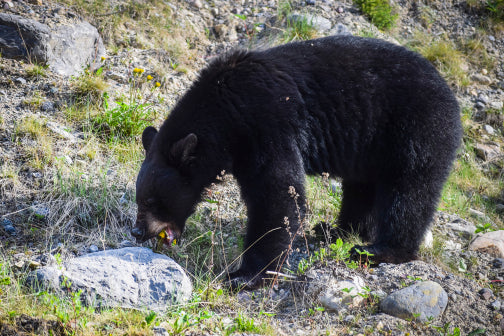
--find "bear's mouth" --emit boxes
[157,227,179,247]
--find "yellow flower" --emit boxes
[100,56,106,61]
[155,82,161,87]
[133,68,145,74]
[147,75,153,81]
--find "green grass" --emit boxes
[25,63,47,78]
[408,33,470,88]
[354,0,398,30]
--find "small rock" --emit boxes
[343,315,354,323]
[471,74,492,85]
[474,143,501,161]
[119,240,134,248]
[496,204,504,213]
[470,231,504,258]
[40,101,54,112]
[500,318,504,331]
[319,277,366,312]
[191,0,202,8]
[475,101,486,109]
[15,77,27,85]
[288,14,332,32]
[87,245,99,253]
[478,94,489,104]
[490,101,504,110]
[445,221,476,240]
[493,258,504,268]
[1,218,13,227]
[380,281,448,322]
[2,222,16,235]
[469,208,486,220]
[46,122,79,142]
[306,0,315,5]
[3,0,14,9]
[27,260,41,269]
[32,205,49,218]
[334,23,351,36]
[479,288,494,300]
[153,326,169,336]
[492,300,501,311]
[484,124,495,135]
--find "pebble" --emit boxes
[471,74,492,85]
[380,281,448,322]
[492,300,501,311]
[479,288,493,300]
[152,326,169,336]
[496,204,504,213]
[88,245,99,253]
[475,101,486,109]
[40,101,54,112]
[343,315,354,323]
[15,77,27,85]
[119,240,134,248]
[470,230,504,258]
[493,258,504,269]
[490,101,504,110]
[484,124,495,135]
[306,0,315,5]
[32,205,50,218]
[1,218,16,235]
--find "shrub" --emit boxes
[354,0,398,30]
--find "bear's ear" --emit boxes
[170,133,198,165]
[142,126,158,152]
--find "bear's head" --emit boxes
[131,126,200,247]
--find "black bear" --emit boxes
[131,35,462,289]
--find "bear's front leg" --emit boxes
[227,161,306,290]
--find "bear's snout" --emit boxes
[131,227,145,242]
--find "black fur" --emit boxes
[132,36,462,289]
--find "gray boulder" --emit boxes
[26,247,192,312]
[380,280,448,322]
[0,13,105,76]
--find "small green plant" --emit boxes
[475,222,496,234]
[71,67,108,106]
[225,313,262,335]
[297,238,354,274]
[170,310,213,335]
[92,67,159,140]
[354,0,398,30]
[26,63,48,78]
[352,248,374,269]
[143,311,157,326]
[486,0,504,21]
[284,14,317,42]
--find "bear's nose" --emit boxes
[131,227,145,240]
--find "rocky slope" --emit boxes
[1,0,504,335]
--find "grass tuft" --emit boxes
[408,32,469,88]
[354,0,398,30]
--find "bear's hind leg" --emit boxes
[354,179,437,264]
